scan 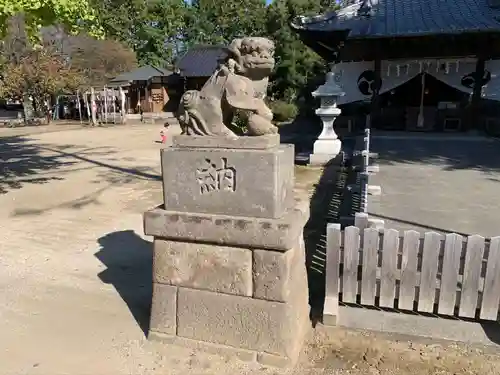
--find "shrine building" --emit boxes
[291,0,500,134]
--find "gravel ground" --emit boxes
[1,124,499,375]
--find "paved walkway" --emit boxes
[368,136,500,237]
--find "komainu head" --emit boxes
[227,37,275,79]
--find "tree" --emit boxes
[265,0,339,105]
[62,33,138,89]
[0,0,102,41]
[0,46,80,114]
[184,0,268,46]
[90,0,187,66]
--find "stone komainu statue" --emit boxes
[177,37,278,137]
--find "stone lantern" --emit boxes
[310,64,345,165]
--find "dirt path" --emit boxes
[0,125,499,375]
[304,326,500,375]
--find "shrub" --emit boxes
[268,100,298,122]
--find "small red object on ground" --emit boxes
[160,130,167,143]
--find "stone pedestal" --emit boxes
[143,134,310,367]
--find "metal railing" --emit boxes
[359,115,371,214]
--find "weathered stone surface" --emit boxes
[253,235,307,302]
[149,331,258,362]
[144,200,308,251]
[309,151,344,166]
[172,134,280,149]
[153,239,252,296]
[176,287,309,359]
[176,37,278,138]
[161,144,294,219]
[149,283,177,335]
[253,248,293,302]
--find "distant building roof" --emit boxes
[292,0,500,38]
[109,65,173,84]
[176,45,228,78]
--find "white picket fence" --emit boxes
[324,224,500,323]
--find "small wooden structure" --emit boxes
[291,0,500,132]
[108,66,182,113]
[325,224,500,324]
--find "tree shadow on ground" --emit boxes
[11,186,110,216]
[0,136,77,194]
[95,230,153,336]
[6,140,162,216]
[40,144,162,183]
[372,136,500,172]
[1,134,162,197]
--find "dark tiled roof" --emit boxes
[292,0,500,38]
[110,66,173,83]
[176,46,228,78]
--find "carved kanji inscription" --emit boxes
[196,157,236,194]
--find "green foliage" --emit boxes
[0,46,81,114]
[265,0,335,104]
[229,110,248,135]
[90,0,187,67]
[0,0,341,112]
[184,0,268,46]
[0,0,103,41]
[88,0,338,106]
[269,100,299,122]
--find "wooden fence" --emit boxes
[324,224,500,323]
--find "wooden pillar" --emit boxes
[127,90,131,114]
[145,80,151,112]
[468,58,486,131]
[370,58,382,129]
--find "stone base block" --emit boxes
[253,236,307,302]
[161,144,294,219]
[149,331,258,362]
[144,202,308,251]
[148,283,309,367]
[176,287,308,366]
[150,284,177,334]
[322,296,339,327]
[149,330,309,367]
[312,138,342,156]
[309,151,343,166]
[147,231,310,367]
[153,239,252,296]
